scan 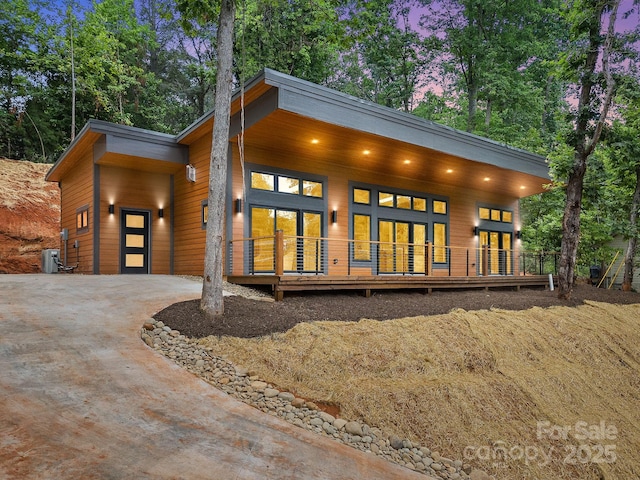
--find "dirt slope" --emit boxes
[201,301,640,480]
[0,158,60,273]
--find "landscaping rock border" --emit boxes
[141,318,494,480]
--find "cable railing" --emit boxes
[228,232,559,278]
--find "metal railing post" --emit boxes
[466,249,469,276]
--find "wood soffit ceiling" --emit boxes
[231,110,550,199]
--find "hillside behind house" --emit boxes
[0,159,60,273]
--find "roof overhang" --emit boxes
[178,69,551,198]
[46,120,188,182]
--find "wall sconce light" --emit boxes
[186,164,196,182]
[331,210,338,223]
[235,198,242,214]
[516,230,522,240]
[473,226,479,236]
[158,208,164,218]
[109,204,115,215]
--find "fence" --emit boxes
[228,232,560,278]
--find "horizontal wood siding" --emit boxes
[99,165,171,274]
[173,134,210,275]
[59,150,94,273]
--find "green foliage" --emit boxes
[419,0,567,137]
[334,0,429,111]
[235,0,343,85]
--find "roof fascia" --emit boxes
[261,69,550,180]
[46,119,184,182]
[176,69,269,143]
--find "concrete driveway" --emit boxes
[0,275,425,480]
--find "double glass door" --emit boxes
[479,230,512,275]
[378,220,427,274]
[251,207,322,273]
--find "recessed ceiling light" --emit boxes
[520,185,526,190]
[311,139,319,144]
[484,177,491,182]
[363,150,370,155]
[446,169,453,173]
[404,159,411,165]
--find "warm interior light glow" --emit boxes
[311,139,319,144]
[446,169,453,173]
[363,150,370,155]
[484,177,491,182]
[520,185,526,190]
[403,159,411,165]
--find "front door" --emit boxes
[250,206,323,273]
[378,220,427,274]
[479,230,512,275]
[120,209,150,274]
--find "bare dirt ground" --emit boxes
[0,158,59,273]
[156,285,640,480]
[156,283,640,338]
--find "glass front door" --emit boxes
[378,220,427,274]
[120,209,150,274]
[251,207,323,273]
[479,230,512,275]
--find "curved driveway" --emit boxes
[0,275,426,480]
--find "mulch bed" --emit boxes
[154,283,640,339]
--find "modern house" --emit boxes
[46,69,552,298]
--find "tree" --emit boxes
[607,76,640,291]
[176,0,236,319]
[336,0,428,111]
[0,0,47,160]
[235,0,344,85]
[555,0,622,299]
[419,0,565,133]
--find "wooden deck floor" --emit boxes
[227,274,556,301]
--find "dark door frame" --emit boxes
[120,208,151,274]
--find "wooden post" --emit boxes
[275,230,284,276]
[426,242,432,276]
[482,245,489,276]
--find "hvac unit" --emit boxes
[42,249,60,274]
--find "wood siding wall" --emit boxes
[59,149,94,273]
[173,133,211,275]
[99,165,172,274]
[226,143,522,277]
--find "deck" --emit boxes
[227,274,556,301]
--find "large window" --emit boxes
[479,206,512,223]
[350,183,449,272]
[245,165,327,274]
[434,223,447,263]
[477,204,516,275]
[251,171,324,198]
[353,214,371,261]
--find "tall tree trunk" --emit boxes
[485,98,492,128]
[467,80,477,132]
[201,0,235,319]
[622,163,640,291]
[556,0,619,299]
[68,5,76,141]
[557,153,587,297]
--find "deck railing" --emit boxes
[228,232,560,277]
